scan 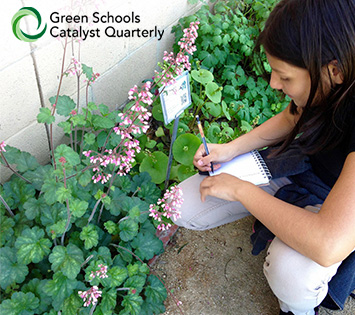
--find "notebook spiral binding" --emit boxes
[251,150,272,180]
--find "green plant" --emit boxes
[170,0,290,135]
[139,0,291,183]
[0,21,201,314]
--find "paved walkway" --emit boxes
[152,216,355,315]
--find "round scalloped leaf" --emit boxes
[206,82,222,103]
[173,133,201,166]
[0,247,28,290]
[48,244,84,280]
[152,104,164,122]
[139,151,168,184]
[177,164,196,181]
[15,227,52,265]
[191,69,214,84]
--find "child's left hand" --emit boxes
[199,173,250,202]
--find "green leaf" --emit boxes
[139,152,168,184]
[43,272,78,310]
[173,133,201,166]
[222,101,231,120]
[80,225,99,250]
[124,275,146,294]
[199,50,218,68]
[104,221,119,235]
[191,69,214,84]
[42,178,60,205]
[100,288,117,313]
[23,164,53,191]
[131,232,163,261]
[49,244,84,279]
[152,104,164,122]
[55,144,80,166]
[0,247,28,290]
[50,95,76,116]
[241,120,253,133]
[62,292,82,315]
[70,113,86,127]
[15,152,40,173]
[0,292,39,315]
[0,215,15,246]
[145,274,167,305]
[105,266,128,288]
[78,170,92,187]
[84,133,96,145]
[206,82,222,103]
[92,115,115,129]
[98,104,110,115]
[23,197,49,220]
[15,227,52,264]
[119,219,139,242]
[121,293,143,315]
[177,164,196,181]
[131,172,160,204]
[3,178,35,210]
[155,126,165,137]
[40,202,66,229]
[37,107,55,124]
[22,279,52,314]
[82,63,94,80]
[71,199,88,218]
[58,121,72,134]
[106,187,125,216]
[205,102,222,118]
[56,185,71,203]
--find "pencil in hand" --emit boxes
[196,115,214,173]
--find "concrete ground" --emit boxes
[151,216,355,315]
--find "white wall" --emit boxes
[0,0,203,183]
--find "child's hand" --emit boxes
[199,173,249,202]
[193,143,235,172]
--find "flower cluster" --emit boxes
[78,286,102,307]
[84,80,154,183]
[90,264,108,279]
[155,21,200,86]
[65,57,82,76]
[149,185,184,231]
[0,141,6,152]
[84,72,100,84]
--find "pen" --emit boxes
[196,115,214,173]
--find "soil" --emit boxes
[151,216,355,315]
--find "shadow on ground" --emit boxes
[151,216,355,315]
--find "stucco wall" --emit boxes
[0,0,203,183]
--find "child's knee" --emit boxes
[263,238,336,307]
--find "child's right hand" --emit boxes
[193,143,236,172]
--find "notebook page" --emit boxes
[209,151,270,185]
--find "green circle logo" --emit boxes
[12,7,47,42]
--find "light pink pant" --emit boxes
[174,174,342,315]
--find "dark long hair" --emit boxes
[255,0,355,155]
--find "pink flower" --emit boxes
[90,264,108,279]
[58,156,67,165]
[149,185,184,230]
[156,21,200,86]
[78,286,102,307]
[0,141,6,152]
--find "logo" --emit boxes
[12,7,47,42]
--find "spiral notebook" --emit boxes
[209,150,272,186]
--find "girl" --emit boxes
[174,0,355,314]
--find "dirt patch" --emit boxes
[151,216,355,315]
